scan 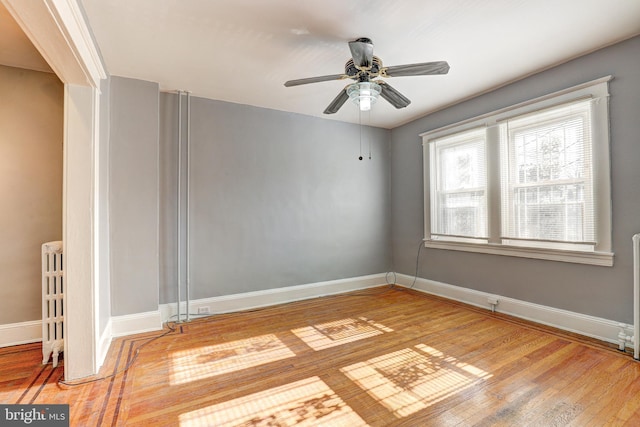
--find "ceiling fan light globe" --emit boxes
[347,82,381,111]
[360,96,372,111]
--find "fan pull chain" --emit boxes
[367,110,372,160]
[358,108,363,161]
[357,109,373,161]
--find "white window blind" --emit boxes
[430,127,487,241]
[500,99,594,250]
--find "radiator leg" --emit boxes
[42,347,52,365]
[51,341,63,368]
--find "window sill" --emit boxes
[424,239,614,266]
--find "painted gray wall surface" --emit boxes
[391,35,640,323]
[98,76,111,331]
[0,65,62,324]
[109,76,159,316]
[159,94,391,303]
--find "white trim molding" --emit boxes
[96,318,112,369]
[62,84,100,380]
[0,320,42,347]
[424,239,614,267]
[27,274,389,362]
[111,311,163,337]
[421,76,613,267]
[2,0,108,381]
[160,274,388,322]
[1,0,107,87]
[394,273,630,347]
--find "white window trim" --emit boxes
[430,127,488,240]
[421,76,614,266]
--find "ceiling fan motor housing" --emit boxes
[344,56,383,81]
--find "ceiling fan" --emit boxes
[284,37,450,114]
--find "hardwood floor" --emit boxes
[3,286,640,426]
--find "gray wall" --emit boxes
[391,35,640,323]
[98,77,111,331]
[0,65,63,324]
[109,76,159,316]
[159,94,391,303]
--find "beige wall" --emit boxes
[0,64,63,324]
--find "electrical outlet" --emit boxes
[197,306,210,314]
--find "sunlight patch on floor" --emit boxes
[179,376,368,427]
[341,344,492,418]
[170,334,295,385]
[292,317,393,351]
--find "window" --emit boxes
[430,128,487,243]
[501,100,594,251]
[422,77,613,266]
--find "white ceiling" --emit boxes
[6,1,640,129]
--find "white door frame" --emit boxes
[2,0,107,379]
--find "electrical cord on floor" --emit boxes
[410,240,425,289]
[56,283,400,387]
[57,312,222,387]
[385,271,397,286]
[55,283,400,387]
[57,242,426,387]
[169,312,211,322]
[386,240,425,290]
[57,321,177,387]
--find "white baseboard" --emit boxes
[38,271,621,351]
[394,273,630,346]
[110,310,163,337]
[2,273,384,351]
[0,320,42,347]
[96,319,112,369]
[160,273,388,322]
[0,272,628,356]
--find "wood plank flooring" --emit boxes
[2,286,640,426]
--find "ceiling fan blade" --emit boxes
[323,89,349,114]
[382,61,450,77]
[284,74,347,87]
[348,38,374,68]
[378,81,411,109]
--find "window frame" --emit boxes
[501,99,595,249]
[421,76,613,266]
[430,127,488,242]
